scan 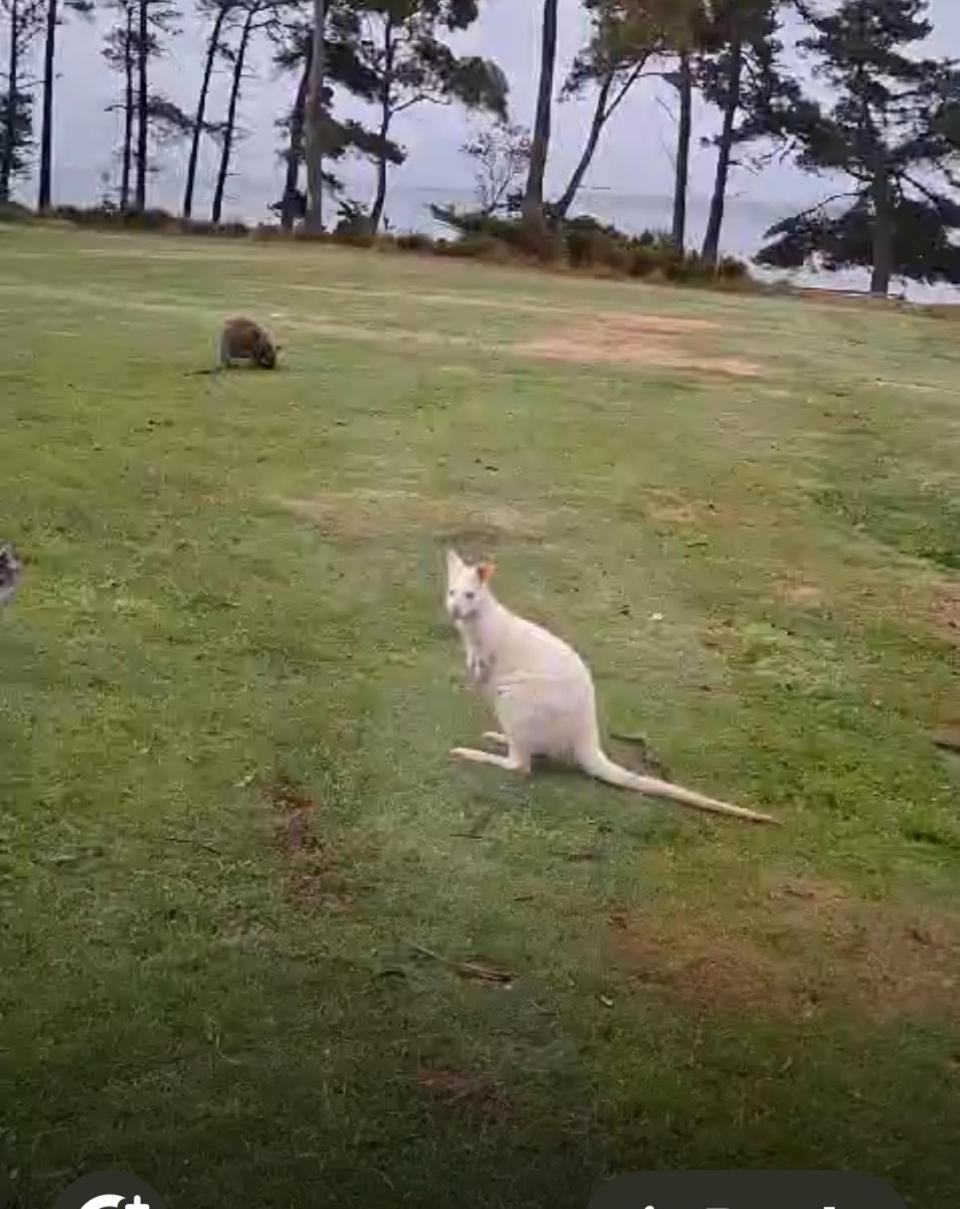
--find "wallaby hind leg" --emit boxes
[483,731,508,747]
[451,745,531,774]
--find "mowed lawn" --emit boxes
[2,224,960,1208]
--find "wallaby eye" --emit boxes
[465,591,476,601]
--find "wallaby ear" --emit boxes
[446,548,464,578]
[477,561,496,584]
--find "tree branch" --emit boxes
[602,56,650,122]
[777,190,863,225]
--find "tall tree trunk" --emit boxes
[280,41,311,232]
[135,0,148,210]
[37,0,57,210]
[211,7,255,224]
[701,39,742,267]
[1,0,19,202]
[120,3,134,209]
[671,49,692,252]
[523,0,558,224]
[368,13,394,233]
[303,0,327,232]
[183,4,228,219]
[553,72,613,222]
[870,162,893,297]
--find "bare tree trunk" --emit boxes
[120,3,134,209]
[184,4,228,218]
[523,0,558,223]
[671,49,692,252]
[37,0,57,210]
[211,6,255,224]
[552,73,613,222]
[701,39,742,266]
[135,0,148,210]
[0,0,19,202]
[870,162,893,296]
[280,40,311,232]
[368,13,394,233]
[303,0,327,232]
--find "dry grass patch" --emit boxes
[931,584,960,644]
[281,488,573,547]
[518,313,761,378]
[606,880,960,1024]
[773,578,825,608]
[269,779,356,913]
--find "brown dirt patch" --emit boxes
[281,489,574,546]
[649,502,702,525]
[874,378,945,394]
[773,578,824,608]
[596,313,721,335]
[517,314,760,379]
[414,1066,507,1117]
[269,779,354,912]
[644,491,722,527]
[606,879,960,1023]
[931,585,960,644]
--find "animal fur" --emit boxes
[185,317,279,375]
[0,543,22,605]
[444,549,777,825]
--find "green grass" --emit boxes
[2,225,960,1208]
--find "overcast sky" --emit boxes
[13,0,960,224]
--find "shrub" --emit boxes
[430,205,562,260]
[565,216,631,271]
[397,231,434,253]
[214,220,250,239]
[716,254,749,281]
[21,194,751,288]
[435,232,508,261]
[331,199,375,246]
[123,207,177,230]
[628,243,662,278]
[0,200,32,224]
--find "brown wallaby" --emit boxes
[186,317,280,375]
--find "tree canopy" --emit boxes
[757,0,960,293]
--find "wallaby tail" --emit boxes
[577,747,777,825]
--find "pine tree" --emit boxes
[132,0,180,210]
[555,0,707,232]
[349,0,507,233]
[522,0,557,224]
[697,0,796,266]
[36,0,93,209]
[272,7,404,231]
[182,0,241,219]
[757,0,960,295]
[0,0,43,202]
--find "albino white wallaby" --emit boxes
[444,549,776,825]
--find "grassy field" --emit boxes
[2,224,960,1209]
